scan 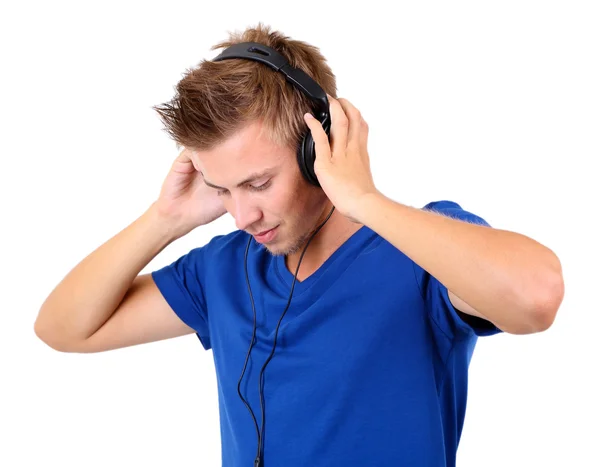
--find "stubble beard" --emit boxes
[260,223,313,258]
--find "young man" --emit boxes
[34,24,564,467]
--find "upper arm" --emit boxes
[448,289,487,319]
[65,274,196,353]
[415,200,502,337]
[447,288,504,335]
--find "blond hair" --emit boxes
[153,22,337,153]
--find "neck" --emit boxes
[285,202,364,279]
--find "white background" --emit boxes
[1,1,598,465]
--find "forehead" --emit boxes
[191,121,292,176]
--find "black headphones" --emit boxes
[213,41,332,188]
[212,42,335,466]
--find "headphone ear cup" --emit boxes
[298,131,321,187]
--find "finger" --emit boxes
[326,94,348,157]
[359,117,369,152]
[174,148,192,165]
[185,148,202,171]
[172,148,197,173]
[337,98,362,147]
[304,113,332,161]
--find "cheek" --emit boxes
[221,197,234,213]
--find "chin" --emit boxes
[259,236,298,257]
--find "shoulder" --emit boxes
[204,229,249,251]
[201,229,252,261]
[421,200,491,227]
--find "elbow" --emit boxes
[501,268,564,335]
[34,314,52,347]
[525,270,565,333]
[34,314,75,353]
[34,319,59,352]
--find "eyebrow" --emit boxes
[201,168,277,190]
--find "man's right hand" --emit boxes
[152,148,227,237]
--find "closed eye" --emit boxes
[250,180,271,192]
[216,180,271,196]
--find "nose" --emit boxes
[232,194,262,232]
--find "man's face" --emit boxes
[191,120,329,256]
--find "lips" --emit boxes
[255,227,275,236]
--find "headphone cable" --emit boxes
[238,205,336,467]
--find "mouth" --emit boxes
[253,225,279,243]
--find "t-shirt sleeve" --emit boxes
[412,200,503,340]
[151,246,212,350]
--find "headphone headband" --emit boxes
[213,42,330,121]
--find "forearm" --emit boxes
[35,204,179,344]
[355,193,563,330]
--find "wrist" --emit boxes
[144,203,187,244]
[353,190,387,225]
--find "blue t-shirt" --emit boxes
[151,200,502,466]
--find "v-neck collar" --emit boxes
[273,225,378,297]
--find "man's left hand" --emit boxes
[304,95,380,224]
